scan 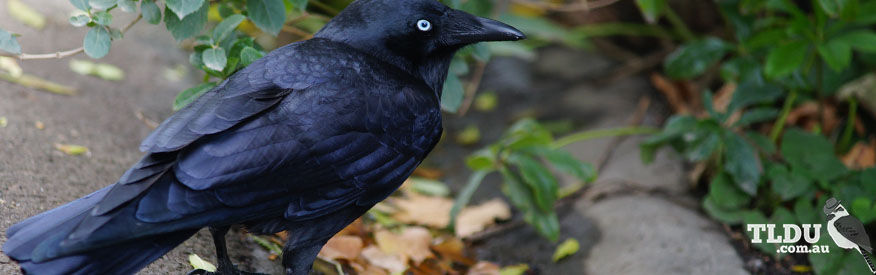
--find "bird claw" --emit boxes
[186,267,269,275]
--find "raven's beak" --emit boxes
[443,10,526,46]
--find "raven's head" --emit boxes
[315,0,525,92]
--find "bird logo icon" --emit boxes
[824,197,876,274]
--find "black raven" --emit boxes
[1,0,524,274]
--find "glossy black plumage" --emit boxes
[3,0,524,274]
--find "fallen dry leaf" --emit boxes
[467,261,500,275]
[455,199,511,238]
[432,237,475,265]
[786,102,839,133]
[391,193,452,228]
[842,140,876,169]
[650,73,690,114]
[412,167,444,179]
[319,235,364,261]
[713,82,736,112]
[361,245,406,273]
[375,227,434,264]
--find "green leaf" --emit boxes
[449,57,469,75]
[239,47,263,68]
[173,82,216,110]
[708,172,750,209]
[140,0,161,24]
[702,197,748,224]
[449,170,489,229]
[640,115,697,163]
[817,39,852,72]
[288,0,308,11]
[202,47,227,71]
[684,121,721,161]
[92,11,113,26]
[246,0,286,35]
[818,0,840,16]
[0,29,22,55]
[722,130,760,195]
[83,26,111,58]
[407,178,450,197]
[746,131,776,155]
[765,41,809,79]
[537,148,596,182]
[89,0,118,10]
[836,30,876,52]
[472,43,491,61]
[165,0,204,19]
[635,0,666,23]
[727,79,783,113]
[851,198,876,223]
[69,14,91,27]
[733,107,779,127]
[767,164,811,201]
[529,212,560,242]
[212,14,246,43]
[164,1,208,41]
[188,254,216,272]
[781,129,847,183]
[510,153,558,212]
[552,238,579,262]
[793,198,819,224]
[663,37,731,79]
[466,149,495,171]
[440,74,464,112]
[118,0,136,12]
[70,0,89,10]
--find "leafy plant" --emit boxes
[638,0,876,272]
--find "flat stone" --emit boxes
[580,195,748,275]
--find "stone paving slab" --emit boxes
[580,195,748,275]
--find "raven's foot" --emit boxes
[186,265,268,275]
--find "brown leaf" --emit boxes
[375,227,434,264]
[713,82,736,112]
[650,73,690,114]
[412,167,444,179]
[455,199,511,238]
[361,245,407,273]
[842,140,876,169]
[391,193,452,228]
[319,235,364,261]
[466,261,501,275]
[787,102,839,133]
[432,237,475,265]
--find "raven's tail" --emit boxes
[2,186,197,275]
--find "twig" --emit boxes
[457,61,487,116]
[1,14,142,60]
[510,0,622,12]
[601,48,672,85]
[281,25,314,39]
[594,96,651,172]
[0,72,76,95]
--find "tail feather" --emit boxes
[3,185,197,275]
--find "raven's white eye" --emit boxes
[416,19,432,31]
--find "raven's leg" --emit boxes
[210,226,236,275]
[282,239,327,275]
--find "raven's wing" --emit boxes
[38,40,440,260]
[140,39,352,153]
[836,215,873,253]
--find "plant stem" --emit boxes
[551,126,659,148]
[0,14,142,60]
[839,97,858,152]
[662,4,695,42]
[770,89,797,142]
[0,72,76,95]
